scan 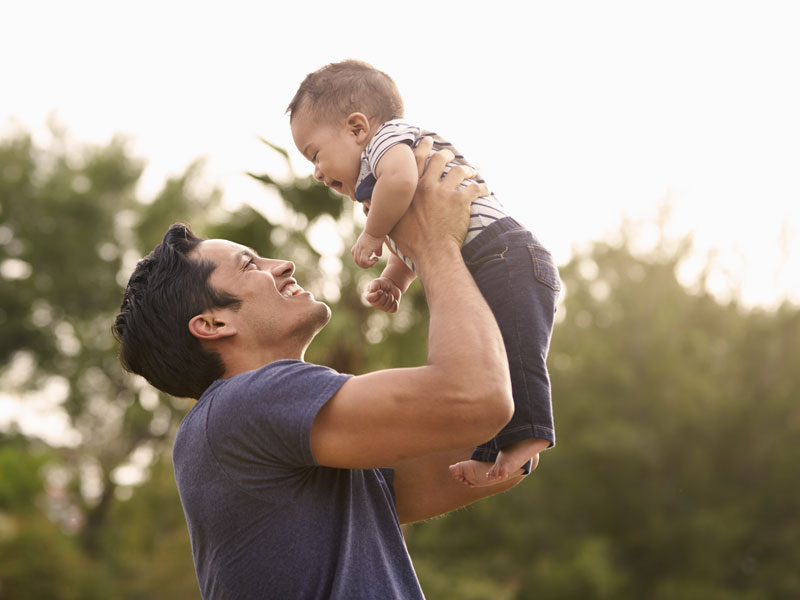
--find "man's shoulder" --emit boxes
[179,360,347,431]
[214,360,344,391]
[194,361,347,426]
[175,360,352,470]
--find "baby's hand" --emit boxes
[365,277,402,313]
[351,231,384,269]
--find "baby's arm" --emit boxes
[365,253,416,313]
[351,143,418,268]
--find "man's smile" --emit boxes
[280,279,305,298]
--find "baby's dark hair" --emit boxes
[112,223,241,399]
[287,59,404,125]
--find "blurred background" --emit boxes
[1,1,798,598]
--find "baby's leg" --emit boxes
[450,438,548,487]
[459,222,561,485]
[487,437,549,481]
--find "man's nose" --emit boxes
[270,260,295,277]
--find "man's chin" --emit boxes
[307,301,332,335]
[317,301,332,327]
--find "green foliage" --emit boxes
[1,125,798,599]
[0,436,113,599]
[247,171,345,222]
[98,457,199,599]
[405,235,800,599]
[0,436,49,512]
[0,516,111,600]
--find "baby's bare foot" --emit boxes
[486,438,550,482]
[450,439,550,487]
[449,459,495,487]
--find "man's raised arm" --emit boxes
[310,145,512,469]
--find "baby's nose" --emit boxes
[313,165,324,182]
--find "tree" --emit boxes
[405,231,800,599]
[0,124,224,558]
[4,123,797,599]
[0,126,430,597]
[0,434,112,599]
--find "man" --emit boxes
[113,141,525,599]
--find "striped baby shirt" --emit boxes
[354,119,509,273]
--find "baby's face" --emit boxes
[291,109,364,200]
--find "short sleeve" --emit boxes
[364,120,420,173]
[205,361,351,469]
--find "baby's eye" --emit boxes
[312,152,318,163]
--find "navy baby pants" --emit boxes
[461,217,561,464]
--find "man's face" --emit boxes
[290,108,364,201]
[190,239,330,348]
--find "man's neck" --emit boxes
[220,344,307,379]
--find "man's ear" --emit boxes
[188,311,237,341]
[346,112,370,143]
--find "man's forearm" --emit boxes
[308,153,512,470]
[415,241,512,419]
[393,448,524,524]
[389,148,512,427]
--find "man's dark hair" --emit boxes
[287,59,404,126]
[112,223,241,399]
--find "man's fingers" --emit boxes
[413,137,434,176]
[442,164,477,188]
[461,181,488,199]
[420,148,456,184]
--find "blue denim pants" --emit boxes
[461,217,561,464]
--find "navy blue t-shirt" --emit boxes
[172,360,424,599]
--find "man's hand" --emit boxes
[309,138,511,479]
[390,139,488,268]
[351,231,383,268]
[365,277,402,313]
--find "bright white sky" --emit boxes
[1,0,799,446]
[2,0,799,312]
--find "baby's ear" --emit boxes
[346,112,370,142]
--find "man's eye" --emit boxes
[246,259,257,269]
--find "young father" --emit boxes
[113,140,526,599]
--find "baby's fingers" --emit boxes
[365,289,397,313]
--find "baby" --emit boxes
[288,60,560,486]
